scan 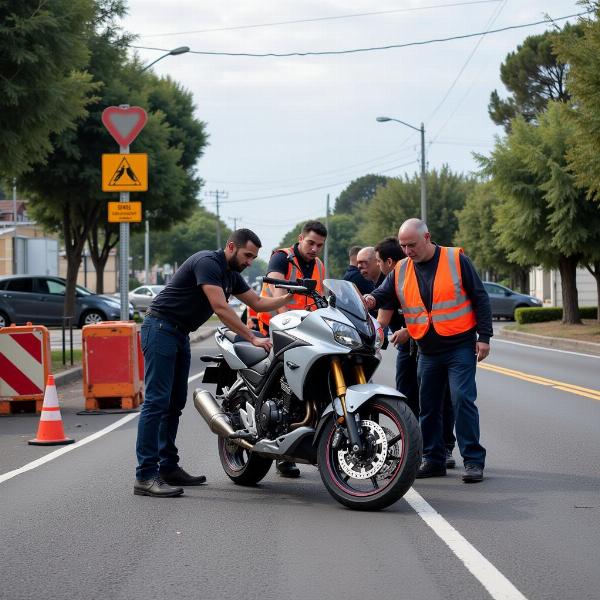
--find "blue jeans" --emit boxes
[136,316,191,480]
[396,343,456,451]
[416,345,485,467]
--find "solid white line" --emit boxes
[0,370,205,485]
[494,337,600,359]
[404,488,527,600]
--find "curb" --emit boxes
[497,328,600,356]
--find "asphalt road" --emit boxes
[1,334,599,600]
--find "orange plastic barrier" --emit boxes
[82,321,143,410]
[0,323,52,415]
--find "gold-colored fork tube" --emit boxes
[353,364,367,385]
[331,357,349,416]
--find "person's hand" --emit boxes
[251,336,273,353]
[363,294,376,311]
[390,328,410,347]
[476,341,490,362]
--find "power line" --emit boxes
[138,0,503,38]
[205,190,228,246]
[204,160,418,205]
[131,11,590,58]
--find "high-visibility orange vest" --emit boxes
[257,247,325,333]
[246,306,260,331]
[394,246,476,339]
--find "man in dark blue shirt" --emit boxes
[365,219,492,483]
[135,229,293,498]
[343,246,374,294]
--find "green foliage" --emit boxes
[334,175,390,215]
[556,4,600,202]
[243,257,268,284]
[0,0,98,177]
[149,206,231,267]
[489,24,580,132]
[361,166,475,246]
[515,306,597,323]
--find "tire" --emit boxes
[318,397,422,511]
[218,436,273,486]
[79,310,106,327]
[0,311,10,328]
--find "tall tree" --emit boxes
[334,175,390,215]
[454,181,531,291]
[480,102,600,323]
[0,0,97,177]
[360,166,475,247]
[488,24,581,132]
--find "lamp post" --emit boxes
[376,116,427,224]
[139,46,190,283]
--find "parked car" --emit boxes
[483,281,543,320]
[128,285,166,313]
[0,275,134,328]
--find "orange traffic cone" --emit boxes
[28,375,75,446]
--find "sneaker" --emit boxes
[462,464,484,483]
[159,466,206,486]
[416,461,447,479]
[446,449,456,469]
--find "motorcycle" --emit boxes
[194,277,422,511]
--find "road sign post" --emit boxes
[101,106,148,320]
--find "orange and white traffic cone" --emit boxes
[28,375,75,446]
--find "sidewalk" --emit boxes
[495,326,600,356]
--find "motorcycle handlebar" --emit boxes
[259,276,317,292]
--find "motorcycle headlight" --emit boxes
[323,318,362,349]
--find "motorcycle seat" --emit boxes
[219,327,268,367]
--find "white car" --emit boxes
[129,285,166,313]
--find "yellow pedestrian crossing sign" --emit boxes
[102,153,148,192]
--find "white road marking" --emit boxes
[405,488,527,600]
[494,337,600,359]
[0,370,205,485]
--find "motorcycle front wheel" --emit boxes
[218,436,273,486]
[318,397,422,511]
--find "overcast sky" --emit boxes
[123,0,581,259]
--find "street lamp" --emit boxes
[139,46,190,283]
[376,116,427,224]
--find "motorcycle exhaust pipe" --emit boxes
[193,388,253,451]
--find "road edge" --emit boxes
[497,328,600,356]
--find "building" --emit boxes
[530,267,597,307]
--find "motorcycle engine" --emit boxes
[257,376,294,438]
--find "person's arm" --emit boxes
[237,287,293,313]
[377,308,393,328]
[202,285,272,350]
[460,253,492,361]
[364,271,396,311]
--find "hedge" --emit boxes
[515,306,598,324]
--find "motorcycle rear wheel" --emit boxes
[318,397,422,511]
[218,436,273,486]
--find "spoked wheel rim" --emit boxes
[84,312,104,325]
[326,403,406,497]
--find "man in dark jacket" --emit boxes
[343,246,374,294]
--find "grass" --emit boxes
[51,348,82,373]
[504,319,600,343]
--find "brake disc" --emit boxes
[337,419,388,479]
[377,426,402,480]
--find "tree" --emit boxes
[488,24,581,132]
[479,102,600,324]
[0,0,97,177]
[360,166,475,247]
[454,181,531,291]
[334,175,389,215]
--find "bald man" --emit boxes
[357,246,382,285]
[365,218,492,483]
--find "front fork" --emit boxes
[330,357,365,452]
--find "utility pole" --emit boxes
[324,193,330,277]
[420,122,427,225]
[12,177,17,274]
[206,190,228,248]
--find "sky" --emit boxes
[122,0,582,259]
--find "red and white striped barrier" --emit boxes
[0,323,51,414]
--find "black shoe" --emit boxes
[462,464,484,483]
[276,460,300,478]
[416,461,447,479]
[134,477,184,498]
[159,466,207,486]
[445,449,456,469]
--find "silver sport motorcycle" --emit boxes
[194,277,422,511]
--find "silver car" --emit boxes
[483,281,542,320]
[128,285,166,314]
